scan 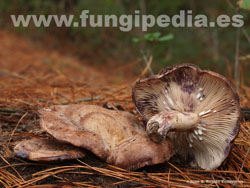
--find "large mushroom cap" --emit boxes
[132,64,241,170]
[39,104,174,170]
[14,138,86,161]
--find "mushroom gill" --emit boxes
[132,64,241,170]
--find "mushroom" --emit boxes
[14,138,86,161]
[132,64,241,170]
[38,104,174,170]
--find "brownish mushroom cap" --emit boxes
[132,64,241,170]
[14,138,86,161]
[39,104,174,170]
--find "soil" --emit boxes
[0,30,140,187]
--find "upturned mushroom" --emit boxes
[36,104,174,170]
[132,64,241,170]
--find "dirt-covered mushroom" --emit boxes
[132,64,241,170]
[39,104,174,170]
[14,138,86,161]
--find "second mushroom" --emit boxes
[132,64,241,170]
[14,104,174,170]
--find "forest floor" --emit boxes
[0,30,250,188]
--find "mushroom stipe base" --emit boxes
[133,64,241,170]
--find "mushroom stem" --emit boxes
[147,111,199,143]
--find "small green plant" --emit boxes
[132,32,173,43]
[132,32,174,75]
[238,0,250,10]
